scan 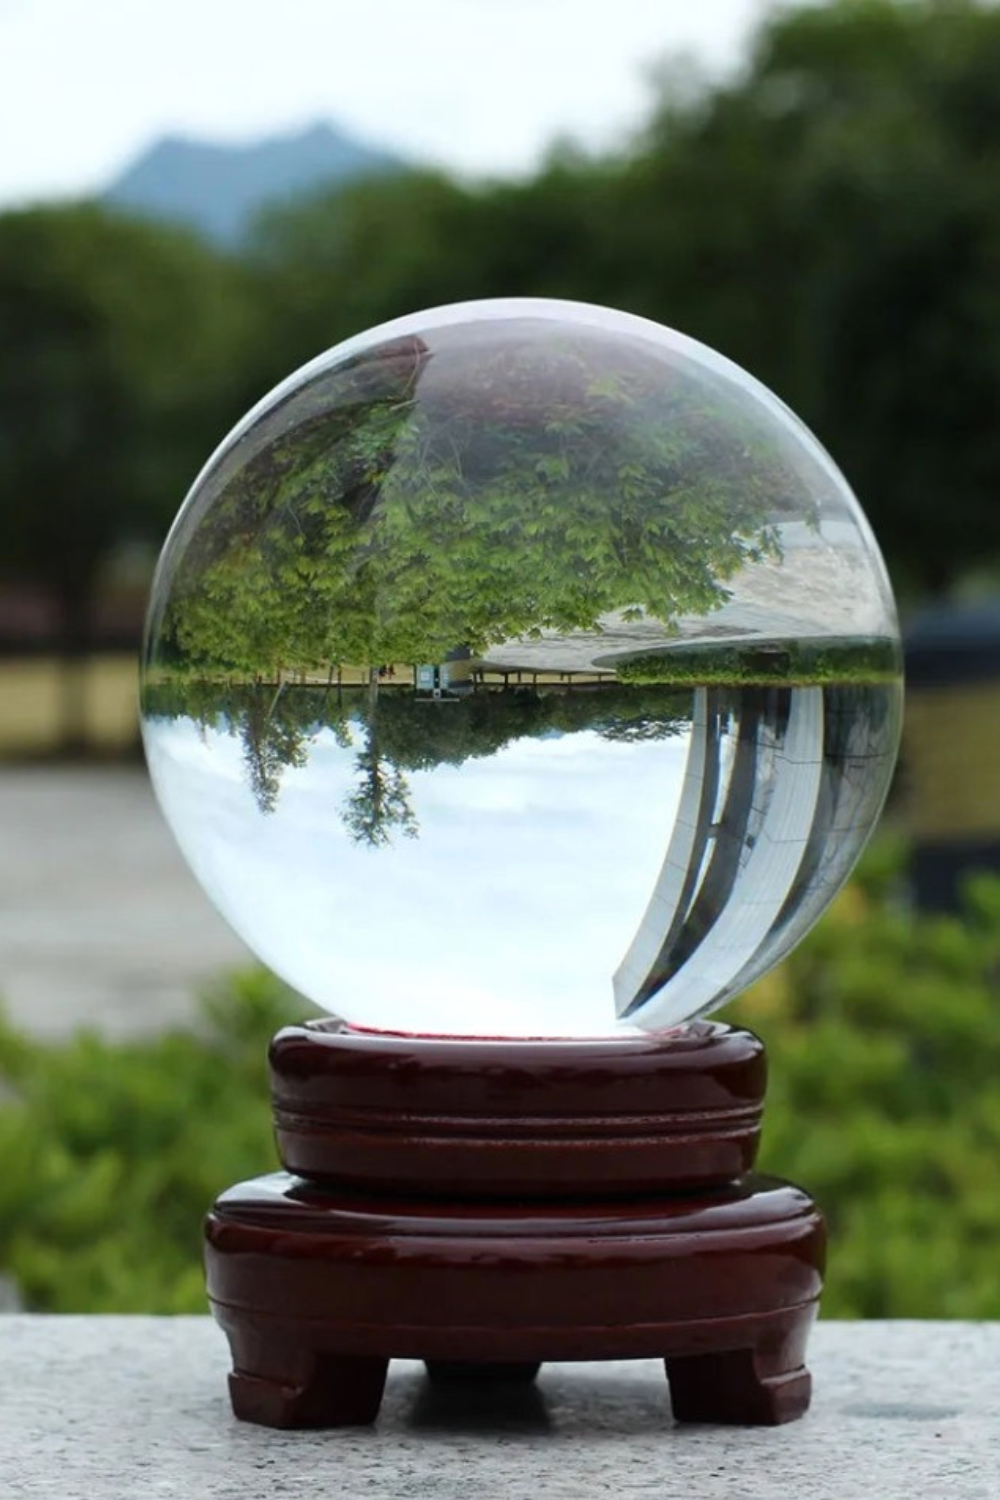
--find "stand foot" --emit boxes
[666,1347,811,1426]
[425,1361,542,1386]
[228,1352,389,1429]
[208,1168,823,1428]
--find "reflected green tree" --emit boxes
[341,672,418,848]
[605,0,1000,597]
[151,320,799,682]
[143,675,689,839]
[239,685,312,817]
[343,740,419,848]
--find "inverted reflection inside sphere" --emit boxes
[140,299,902,1038]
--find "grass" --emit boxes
[614,636,901,687]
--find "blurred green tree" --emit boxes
[0,203,260,746]
[246,163,619,382]
[613,0,1000,597]
[247,1,1000,598]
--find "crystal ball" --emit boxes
[140,298,902,1038]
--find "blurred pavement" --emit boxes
[0,768,252,1038]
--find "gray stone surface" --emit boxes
[0,768,251,1038]
[1,1319,998,1499]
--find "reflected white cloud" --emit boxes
[145,714,688,1036]
[145,671,901,1037]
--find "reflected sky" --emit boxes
[145,714,689,1036]
[144,675,901,1037]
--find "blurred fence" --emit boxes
[904,600,1000,909]
[0,656,138,758]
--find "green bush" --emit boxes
[0,970,313,1312]
[733,841,1000,1318]
[1,844,998,1317]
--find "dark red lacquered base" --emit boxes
[205,1020,825,1429]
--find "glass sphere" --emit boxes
[141,298,902,1038]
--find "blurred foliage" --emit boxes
[732,839,1000,1317]
[627,0,1000,600]
[0,205,262,619]
[0,970,307,1313]
[0,842,998,1317]
[0,204,263,746]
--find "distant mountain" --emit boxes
[103,122,405,245]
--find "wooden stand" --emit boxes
[205,1020,824,1429]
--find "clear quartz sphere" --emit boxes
[141,298,902,1039]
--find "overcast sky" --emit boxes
[0,0,773,208]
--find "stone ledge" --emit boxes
[2,1319,998,1499]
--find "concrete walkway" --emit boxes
[1,1319,997,1499]
[0,767,251,1038]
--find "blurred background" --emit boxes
[1,0,1000,1319]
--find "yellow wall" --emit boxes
[904,681,1000,839]
[0,656,138,756]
